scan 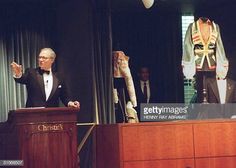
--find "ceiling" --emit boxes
[0,0,234,14]
[111,0,235,14]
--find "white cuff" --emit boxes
[13,72,22,78]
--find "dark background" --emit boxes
[1,0,235,118]
[1,0,236,167]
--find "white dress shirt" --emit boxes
[43,70,53,101]
[216,78,227,104]
[140,80,150,103]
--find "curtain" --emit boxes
[91,0,114,124]
[0,4,53,122]
[77,0,114,167]
[0,29,50,122]
[112,10,184,103]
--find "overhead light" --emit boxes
[142,0,154,9]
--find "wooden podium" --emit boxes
[96,120,236,168]
[0,107,78,168]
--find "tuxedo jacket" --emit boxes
[14,67,71,107]
[134,80,158,112]
[206,78,236,103]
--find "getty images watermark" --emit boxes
[141,103,189,121]
[141,103,236,121]
[0,160,24,166]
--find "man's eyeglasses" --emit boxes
[38,56,52,60]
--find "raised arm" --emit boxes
[11,62,22,78]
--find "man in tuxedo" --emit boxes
[11,48,80,108]
[197,75,236,119]
[206,65,236,103]
[206,78,236,103]
[134,66,158,118]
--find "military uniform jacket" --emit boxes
[182,18,228,79]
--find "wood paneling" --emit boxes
[96,120,236,168]
[0,107,78,168]
[96,125,122,168]
[124,159,194,168]
[196,157,236,168]
[96,122,194,168]
[122,124,194,160]
[194,122,236,157]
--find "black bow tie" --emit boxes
[39,69,50,75]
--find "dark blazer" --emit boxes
[206,78,236,103]
[134,80,158,115]
[14,67,71,107]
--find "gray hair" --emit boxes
[40,48,56,59]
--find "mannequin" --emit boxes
[182,17,228,103]
[113,51,138,123]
